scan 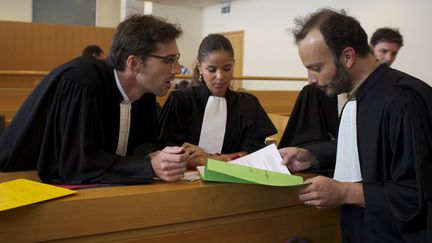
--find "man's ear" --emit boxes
[340,47,356,69]
[125,55,141,73]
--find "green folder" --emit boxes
[197,159,304,187]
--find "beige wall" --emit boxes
[0,0,121,28]
[202,0,432,89]
[152,3,202,72]
[96,0,121,28]
[0,0,32,22]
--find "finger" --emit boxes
[162,151,190,163]
[278,148,288,157]
[282,152,298,165]
[189,151,206,159]
[182,142,193,147]
[304,200,314,206]
[157,161,187,173]
[163,146,186,154]
[286,163,296,172]
[298,182,314,194]
[158,167,187,179]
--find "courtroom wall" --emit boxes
[202,0,432,89]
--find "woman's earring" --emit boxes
[199,74,203,82]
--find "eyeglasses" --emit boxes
[148,53,181,70]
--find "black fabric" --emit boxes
[158,81,277,154]
[278,84,339,148]
[278,84,339,176]
[0,57,159,185]
[311,64,432,243]
[0,115,5,136]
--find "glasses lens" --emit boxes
[170,53,180,69]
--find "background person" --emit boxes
[370,27,403,65]
[81,44,104,59]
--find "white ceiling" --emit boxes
[147,0,236,8]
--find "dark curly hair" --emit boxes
[370,27,403,47]
[81,45,103,58]
[192,34,234,83]
[107,15,182,71]
[292,8,371,59]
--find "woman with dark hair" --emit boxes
[159,34,276,168]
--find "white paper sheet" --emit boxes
[229,144,290,174]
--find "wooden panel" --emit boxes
[0,74,44,88]
[0,88,299,124]
[245,90,299,115]
[268,113,290,145]
[0,171,341,243]
[0,88,33,109]
[0,21,114,71]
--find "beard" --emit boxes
[323,60,352,97]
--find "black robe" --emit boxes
[306,64,432,243]
[158,82,277,154]
[0,57,159,184]
[0,115,5,136]
[278,85,339,176]
[278,84,339,148]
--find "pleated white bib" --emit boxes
[115,101,132,157]
[333,100,363,182]
[198,96,227,153]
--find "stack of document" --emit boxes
[197,144,303,186]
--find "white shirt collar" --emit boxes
[114,70,131,102]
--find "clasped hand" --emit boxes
[149,146,189,182]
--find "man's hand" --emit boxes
[299,176,365,209]
[149,146,188,182]
[279,147,318,172]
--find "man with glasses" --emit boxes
[0,15,189,185]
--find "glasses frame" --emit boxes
[148,53,181,69]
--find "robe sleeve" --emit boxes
[363,87,432,231]
[238,93,277,153]
[37,72,154,184]
[303,141,337,171]
[158,91,188,146]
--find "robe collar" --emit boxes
[114,70,132,102]
[347,61,383,101]
[355,63,390,102]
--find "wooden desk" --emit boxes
[0,171,341,243]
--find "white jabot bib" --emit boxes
[333,100,363,182]
[115,101,132,157]
[198,96,227,153]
